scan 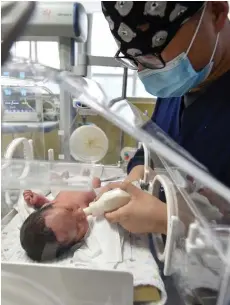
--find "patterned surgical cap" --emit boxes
[101,1,204,57]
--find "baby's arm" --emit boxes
[23,190,51,209]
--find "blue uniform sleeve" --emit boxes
[127,146,145,174]
[127,101,160,174]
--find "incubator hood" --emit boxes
[2,57,230,305]
[3,57,230,200]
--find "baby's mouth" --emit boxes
[73,207,87,221]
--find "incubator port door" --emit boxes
[2,262,133,305]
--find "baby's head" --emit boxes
[20,203,89,262]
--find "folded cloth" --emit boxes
[71,216,123,267]
[69,216,167,304]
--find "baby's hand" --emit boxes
[23,190,49,208]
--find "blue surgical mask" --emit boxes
[138,5,219,98]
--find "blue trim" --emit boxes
[73,3,79,38]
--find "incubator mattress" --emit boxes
[2,191,167,304]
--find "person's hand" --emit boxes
[97,181,167,234]
[95,181,125,200]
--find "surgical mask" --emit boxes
[138,4,219,98]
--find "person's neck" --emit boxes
[192,24,230,92]
[207,46,230,82]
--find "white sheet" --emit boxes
[2,183,167,305]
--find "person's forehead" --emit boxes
[101,1,204,56]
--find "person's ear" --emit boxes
[210,1,229,32]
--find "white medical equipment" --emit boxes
[120,146,137,163]
[73,100,98,116]
[1,77,60,122]
[69,125,109,162]
[84,188,131,217]
[2,263,133,305]
[3,137,34,209]
[1,2,87,41]
[2,1,90,161]
[150,174,182,276]
[2,1,130,162]
[4,137,34,174]
[2,80,43,122]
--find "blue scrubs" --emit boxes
[128,69,230,187]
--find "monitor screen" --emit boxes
[3,71,10,77]
[2,87,36,112]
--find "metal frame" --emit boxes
[58,37,75,161]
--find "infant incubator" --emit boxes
[2,56,230,305]
[1,2,230,305]
[1,58,167,304]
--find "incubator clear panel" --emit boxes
[147,153,230,305]
[2,57,230,305]
[1,64,59,161]
[2,57,136,165]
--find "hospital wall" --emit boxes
[2,99,156,164]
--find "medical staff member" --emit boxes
[99,1,230,234]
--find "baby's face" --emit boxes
[44,203,89,245]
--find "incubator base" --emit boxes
[2,262,133,305]
[2,207,163,304]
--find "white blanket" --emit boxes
[2,187,167,305]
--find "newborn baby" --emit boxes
[20,177,101,262]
